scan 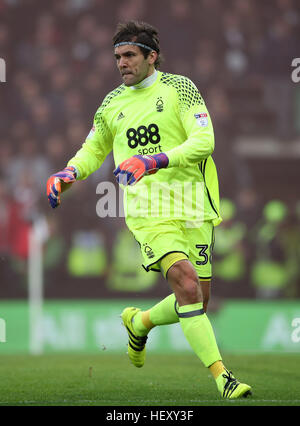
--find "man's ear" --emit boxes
[148,51,158,65]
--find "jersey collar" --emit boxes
[130,69,158,90]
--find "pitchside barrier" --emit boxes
[0,300,300,354]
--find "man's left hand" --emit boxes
[113,153,169,186]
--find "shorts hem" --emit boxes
[143,251,189,272]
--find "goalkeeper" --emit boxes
[47,21,251,399]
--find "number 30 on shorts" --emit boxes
[195,244,213,265]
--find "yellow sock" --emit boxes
[178,303,222,367]
[133,310,155,336]
[133,294,180,337]
[209,360,226,379]
[141,310,155,330]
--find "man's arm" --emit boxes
[67,111,113,180]
[47,109,113,208]
[165,82,214,168]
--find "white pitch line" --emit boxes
[0,399,300,405]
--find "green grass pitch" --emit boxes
[0,353,299,406]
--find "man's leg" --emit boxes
[121,254,251,398]
[133,293,178,335]
[167,259,251,399]
[131,279,210,338]
[131,280,210,338]
[200,280,210,313]
[124,252,187,341]
[121,254,212,366]
[167,259,222,367]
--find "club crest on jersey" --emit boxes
[194,112,208,127]
[156,97,164,112]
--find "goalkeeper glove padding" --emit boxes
[47,166,77,208]
[113,153,169,186]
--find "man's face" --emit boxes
[114,44,155,86]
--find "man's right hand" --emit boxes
[47,166,77,208]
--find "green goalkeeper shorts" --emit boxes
[131,220,215,279]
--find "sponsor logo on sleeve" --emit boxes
[194,112,208,127]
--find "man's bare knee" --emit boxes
[167,260,202,306]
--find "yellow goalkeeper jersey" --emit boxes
[68,71,222,229]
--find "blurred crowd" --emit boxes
[0,0,300,299]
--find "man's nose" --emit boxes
[119,57,128,68]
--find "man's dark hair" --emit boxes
[113,21,162,68]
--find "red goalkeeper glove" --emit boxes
[47,166,77,208]
[113,153,169,186]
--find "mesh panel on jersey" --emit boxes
[161,73,204,115]
[94,84,126,136]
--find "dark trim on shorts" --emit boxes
[198,276,212,281]
[142,264,161,272]
[143,251,189,273]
